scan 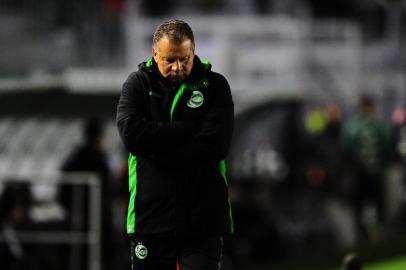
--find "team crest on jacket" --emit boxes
[134,243,148,259]
[187,90,204,108]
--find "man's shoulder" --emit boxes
[120,69,152,98]
[204,68,227,82]
[127,66,150,80]
[207,71,230,91]
[196,57,228,83]
[124,68,151,87]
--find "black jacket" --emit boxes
[116,56,234,237]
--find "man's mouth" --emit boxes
[169,73,186,81]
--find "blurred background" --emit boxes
[1,0,406,269]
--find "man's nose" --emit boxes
[172,60,182,72]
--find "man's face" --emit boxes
[152,36,195,84]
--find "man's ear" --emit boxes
[152,47,158,62]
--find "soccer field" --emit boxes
[246,252,406,270]
[364,255,406,270]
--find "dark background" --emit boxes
[1,1,406,269]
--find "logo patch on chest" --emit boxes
[187,90,204,108]
[134,243,148,260]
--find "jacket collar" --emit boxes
[139,55,210,83]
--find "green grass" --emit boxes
[365,255,406,270]
[244,234,406,270]
[329,255,406,270]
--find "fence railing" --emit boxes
[0,171,101,270]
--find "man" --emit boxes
[343,94,391,239]
[116,19,234,270]
[61,118,114,270]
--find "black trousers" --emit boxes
[129,234,223,270]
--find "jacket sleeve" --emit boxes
[116,73,196,156]
[159,73,234,163]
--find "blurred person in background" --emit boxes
[116,19,234,270]
[0,183,31,269]
[303,101,343,194]
[101,0,126,65]
[391,107,406,224]
[343,94,392,240]
[61,118,113,270]
[322,102,344,192]
[0,182,65,270]
[392,107,406,162]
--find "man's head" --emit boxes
[84,118,104,147]
[358,94,376,114]
[152,19,195,84]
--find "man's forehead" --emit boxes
[156,36,194,50]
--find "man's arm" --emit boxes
[116,73,196,156]
[158,73,234,163]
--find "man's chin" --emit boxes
[168,76,186,84]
